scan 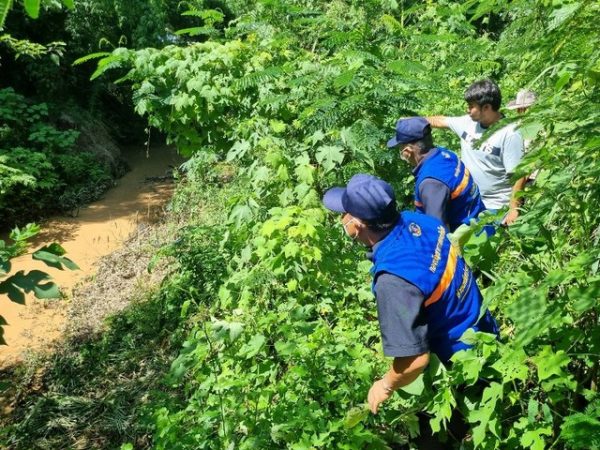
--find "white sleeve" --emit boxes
[502,131,524,174]
[446,115,470,138]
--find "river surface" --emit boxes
[0,146,182,368]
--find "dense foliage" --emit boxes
[80,0,600,448]
[2,0,600,449]
[0,87,116,226]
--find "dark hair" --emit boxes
[363,203,399,233]
[464,79,502,111]
[411,127,434,154]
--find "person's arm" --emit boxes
[418,178,450,227]
[426,116,449,128]
[502,131,525,226]
[367,273,429,414]
[503,176,527,225]
[368,352,430,414]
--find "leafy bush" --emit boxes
[0,88,114,227]
[3,0,599,448]
[80,0,600,448]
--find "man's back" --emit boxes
[445,115,524,210]
[371,211,497,362]
[413,146,486,230]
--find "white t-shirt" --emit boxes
[446,115,524,209]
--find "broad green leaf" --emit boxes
[547,2,581,31]
[315,145,344,173]
[491,347,529,383]
[62,0,74,9]
[532,346,570,381]
[294,163,314,185]
[520,426,552,450]
[24,0,40,19]
[0,260,10,275]
[400,373,424,396]
[519,122,544,140]
[32,246,79,270]
[238,334,265,359]
[228,322,244,342]
[343,404,370,429]
[333,70,356,89]
[0,269,60,302]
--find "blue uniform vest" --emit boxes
[414,147,486,231]
[371,211,497,362]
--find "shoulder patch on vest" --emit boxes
[409,222,422,237]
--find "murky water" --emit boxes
[0,146,183,368]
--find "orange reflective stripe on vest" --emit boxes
[450,168,470,200]
[424,244,459,307]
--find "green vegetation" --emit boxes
[0,88,117,226]
[1,0,599,449]
[0,223,78,343]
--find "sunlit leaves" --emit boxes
[315,145,344,173]
[23,0,40,19]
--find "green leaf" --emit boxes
[343,404,370,429]
[547,2,581,31]
[23,0,40,19]
[315,145,344,173]
[560,404,600,449]
[72,52,111,66]
[90,55,122,81]
[469,382,503,447]
[32,246,79,270]
[238,334,265,359]
[0,0,12,30]
[400,373,424,396]
[0,276,25,303]
[333,70,356,89]
[491,347,529,383]
[519,122,544,140]
[532,346,570,381]
[62,0,74,9]
[521,426,552,450]
[388,59,426,74]
[0,269,60,302]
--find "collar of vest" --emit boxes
[412,147,441,177]
[371,217,404,264]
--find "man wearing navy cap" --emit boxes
[387,117,486,231]
[323,174,497,445]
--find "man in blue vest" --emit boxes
[322,174,498,418]
[387,117,486,231]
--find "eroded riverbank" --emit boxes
[0,146,182,368]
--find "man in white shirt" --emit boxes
[426,79,526,225]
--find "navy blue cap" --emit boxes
[322,174,396,221]
[386,117,431,148]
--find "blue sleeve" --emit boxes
[373,273,429,357]
[418,178,450,225]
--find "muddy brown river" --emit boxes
[0,146,182,368]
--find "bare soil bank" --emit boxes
[0,146,183,368]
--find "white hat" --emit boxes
[507,89,537,110]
